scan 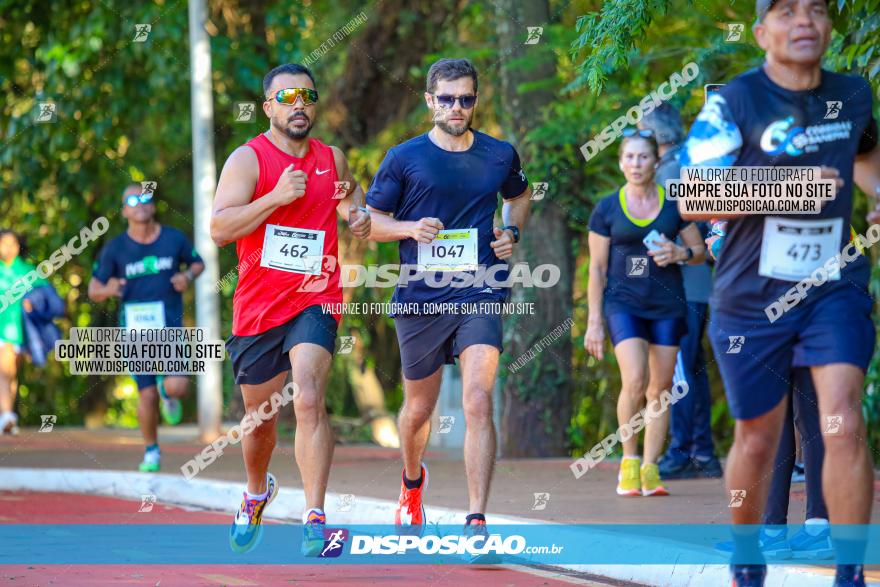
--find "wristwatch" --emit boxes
[677,246,694,265]
[185,268,195,281]
[503,225,520,243]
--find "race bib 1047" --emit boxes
[417,228,479,272]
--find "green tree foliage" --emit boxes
[2,0,877,459]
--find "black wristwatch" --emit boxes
[677,246,694,265]
[503,225,520,243]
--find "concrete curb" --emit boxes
[0,468,871,587]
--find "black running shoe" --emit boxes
[833,564,865,587]
[693,456,724,478]
[730,564,767,586]
[658,455,697,480]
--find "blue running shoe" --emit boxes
[790,525,833,560]
[715,529,792,559]
[229,473,278,553]
[731,564,767,587]
[463,518,502,565]
[301,508,326,557]
[833,564,865,587]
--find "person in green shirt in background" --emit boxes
[0,230,37,435]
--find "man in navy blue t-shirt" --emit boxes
[680,0,880,584]
[89,184,204,472]
[367,58,531,542]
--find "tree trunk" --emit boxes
[496,0,574,457]
[326,0,455,146]
[326,2,457,443]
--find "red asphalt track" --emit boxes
[0,492,611,587]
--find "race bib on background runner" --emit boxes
[759,217,842,282]
[417,228,479,271]
[124,301,166,329]
[260,224,325,275]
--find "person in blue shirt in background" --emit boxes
[89,184,204,472]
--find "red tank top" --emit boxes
[232,134,342,336]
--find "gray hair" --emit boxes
[639,103,684,146]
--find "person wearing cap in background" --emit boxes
[89,184,204,472]
[639,104,723,481]
[678,0,880,584]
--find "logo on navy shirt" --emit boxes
[759,116,853,157]
[125,255,174,279]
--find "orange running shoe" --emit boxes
[395,463,428,534]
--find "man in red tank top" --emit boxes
[210,63,370,556]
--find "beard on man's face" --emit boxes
[433,108,472,137]
[274,111,312,139]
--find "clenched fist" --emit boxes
[409,217,444,243]
[105,277,126,298]
[272,164,308,206]
[490,227,515,259]
[348,205,371,240]
[170,272,191,293]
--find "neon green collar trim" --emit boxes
[619,185,664,227]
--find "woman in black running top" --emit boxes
[585,130,705,497]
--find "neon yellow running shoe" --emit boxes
[616,457,641,496]
[641,463,670,496]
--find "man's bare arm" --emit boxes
[210,146,307,247]
[855,144,880,202]
[366,207,442,243]
[501,186,532,232]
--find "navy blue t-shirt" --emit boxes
[93,226,202,327]
[366,130,529,309]
[589,187,691,319]
[682,67,878,318]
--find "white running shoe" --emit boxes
[0,412,19,435]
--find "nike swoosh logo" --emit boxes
[316,169,330,175]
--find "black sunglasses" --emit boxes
[622,128,655,138]
[432,94,477,109]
